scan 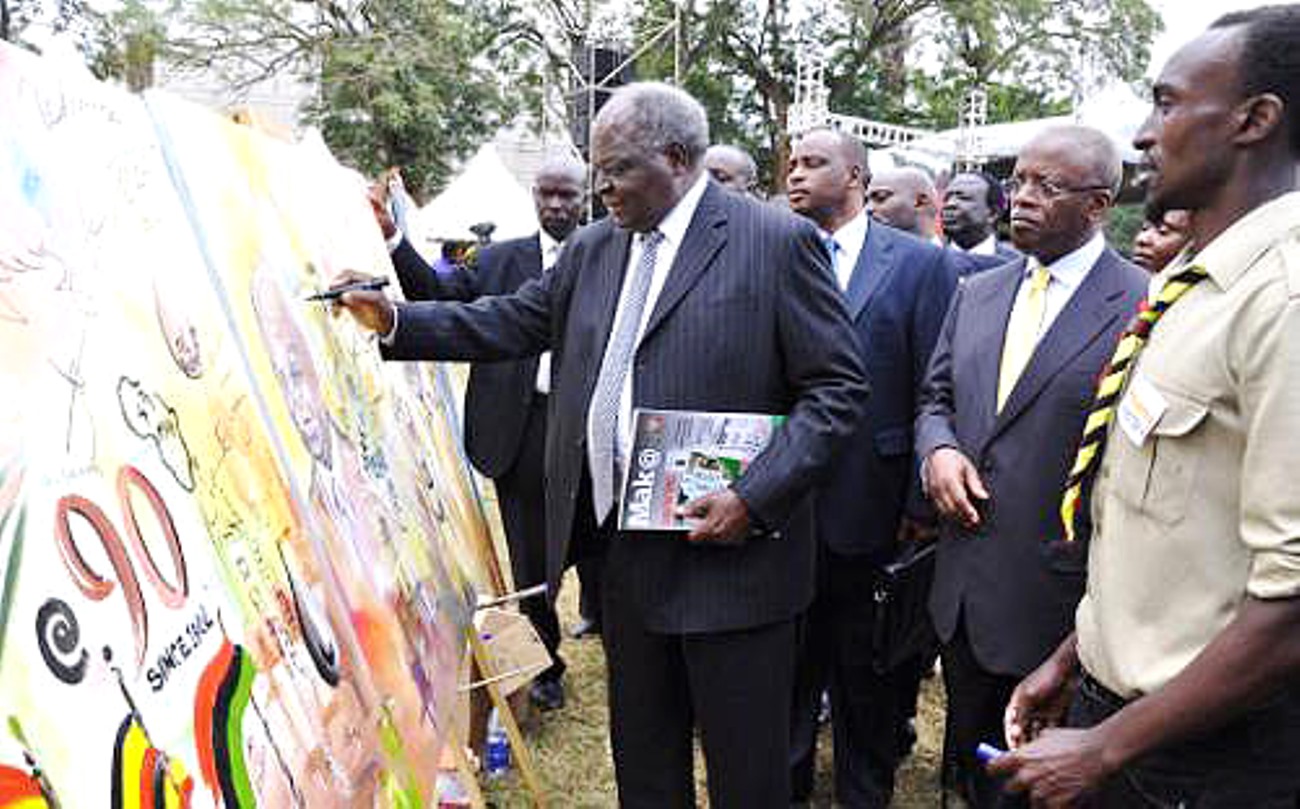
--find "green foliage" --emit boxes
[633,0,1160,192]
[84,0,167,91]
[1105,202,1145,259]
[925,0,1161,124]
[168,0,530,199]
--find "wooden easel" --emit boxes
[464,628,547,807]
[442,582,550,808]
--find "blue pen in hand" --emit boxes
[976,742,1006,765]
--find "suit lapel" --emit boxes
[521,234,544,281]
[846,221,898,321]
[988,249,1127,440]
[970,261,1025,452]
[640,185,728,343]
[578,226,634,401]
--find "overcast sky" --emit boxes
[1147,0,1269,76]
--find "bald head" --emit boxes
[802,128,869,175]
[535,154,586,187]
[787,128,870,231]
[867,167,938,237]
[1008,125,1121,263]
[704,144,757,194]
[533,154,587,241]
[1035,125,1123,195]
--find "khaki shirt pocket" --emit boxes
[1132,389,1211,526]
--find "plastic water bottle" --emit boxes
[484,708,510,778]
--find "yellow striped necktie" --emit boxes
[997,265,1052,411]
[1058,263,1209,542]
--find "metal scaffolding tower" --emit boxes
[788,47,933,148]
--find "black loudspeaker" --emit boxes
[568,46,635,159]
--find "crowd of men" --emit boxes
[334,4,1300,807]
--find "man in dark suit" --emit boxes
[785,128,957,807]
[373,156,593,710]
[335,82,868,808]
[915,125,1146,807]
[942,171,1020,263]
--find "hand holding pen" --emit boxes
[324,271,396,336]
[305,277,389,301]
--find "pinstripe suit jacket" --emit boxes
[384,180,869,633]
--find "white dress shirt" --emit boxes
[953,233,999,256]
[826,209,869,290]
[921,231,1107,486]
[1013,231,1105,341]
[534,230,562,394]
[586,171,711,477]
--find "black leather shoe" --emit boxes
[569,617,601,639]
[528,679,565,712]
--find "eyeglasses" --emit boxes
[1004,177,1112,200]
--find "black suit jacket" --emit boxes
[389,234,544,478]
[815,221,957,560]
[384,181,869,633]
[915,246,1145,675]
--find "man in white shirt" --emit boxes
[336,82,867,808]
[787,128,958,807]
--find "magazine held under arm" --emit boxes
[618,408,785,531]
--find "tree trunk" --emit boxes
[770,99,790,195]
[2,0,12,43]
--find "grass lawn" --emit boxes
[481,572,946,807]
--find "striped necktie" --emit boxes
[1059,263,1209,543]
[589,229,665,523]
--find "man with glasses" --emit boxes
[916,125,1145,806]
[994,8,1300,806]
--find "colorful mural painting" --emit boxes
[0,41,494,807]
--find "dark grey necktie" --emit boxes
[589,229,665,523]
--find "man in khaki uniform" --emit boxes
[992,7,1300,807]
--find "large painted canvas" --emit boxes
[0,41,495,807]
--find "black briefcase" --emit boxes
[870,540,938,674]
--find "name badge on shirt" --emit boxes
[1117,372,1168,447]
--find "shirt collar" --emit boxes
[538,229,561,255]
[649,171,710,246]
[828,208,869,251]
[964,233,998,256]
[1027,231,1105,290]
[1173,191,1300,290]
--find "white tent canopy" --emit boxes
[879,82,1151,175]
[413,142,539,244]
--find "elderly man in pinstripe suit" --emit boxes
[334,82,867,808]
